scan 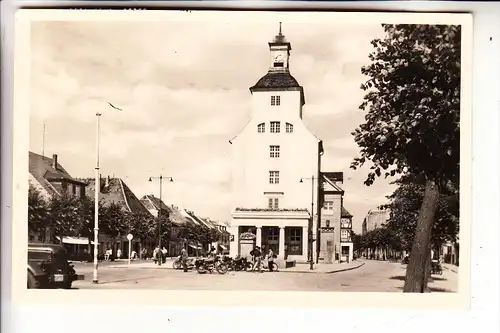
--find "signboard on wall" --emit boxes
[239,232,256,241]
[230,235,235,242]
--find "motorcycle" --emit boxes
[195,256,228,274]
[230,256,253,272]
[250,256,279,272]
[172,256,195,270]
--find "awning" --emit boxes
[188,244,202,250]
[219,245,227,250]
[56,236,97,245]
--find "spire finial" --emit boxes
[279,22,282,35]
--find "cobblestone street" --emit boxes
[71,260,458,292]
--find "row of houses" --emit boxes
[28,151,230,259]
[361,208,459,266]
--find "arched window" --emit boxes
[257,123,265,133]
[286,123,293,133]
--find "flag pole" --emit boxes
[93,112,101,284]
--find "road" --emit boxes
[70,260,458,292]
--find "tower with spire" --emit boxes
[228,24,324,264]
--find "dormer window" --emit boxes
[271,96,281,106]
[258,123,265,133]
[286,123,293,133]
[270,121,280,133]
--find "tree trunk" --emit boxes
[423,246,432,292]
[403,179,440,293]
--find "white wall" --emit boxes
[230,90,320,214]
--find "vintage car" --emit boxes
[27,243,84,289]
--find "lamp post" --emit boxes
[93,103,122,284]
[148,175,174,266]
[300,175,315,270]
[92,112,101,284]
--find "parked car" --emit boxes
[27,243,84,289]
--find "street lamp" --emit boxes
[93,103,122,284]
[148,175,174,266]
[300,175,315,270]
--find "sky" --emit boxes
[29,13,398,233]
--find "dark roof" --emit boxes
[322,172,344,183]
[341,206,353,218]
[250,72,301,91]
[29,151,85,196]
[81,177,151,215]
[140,195,190,226]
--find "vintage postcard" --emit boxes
[12,9,472,308]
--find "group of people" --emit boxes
[152,246,169,264]
[250,246,276,273]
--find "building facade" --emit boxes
[318,172,353,263]
[229,25,323,263]
[28,152,88,244]
[362,209,391,235]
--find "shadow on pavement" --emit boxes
[390,275,448,283]
[395,286,453,293]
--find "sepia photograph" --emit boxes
[16,10,471,298]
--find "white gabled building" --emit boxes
[229,25,324,263]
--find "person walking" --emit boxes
[180,247,189,272]
[267,248,275,272]
[161,247,168,263]
[153,246,160,264]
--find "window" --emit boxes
[290,228,301,242]
[341,230,351,242]
[270,121,280,133]
[268,228,279,241]
[325,220,330,228]
[286,123,293,133]
[323,201,333,210]
[258,123,265,133]
[268,198,279,210]
[270,145,280,158]
[269,171,280,184]
[271,95,281,106]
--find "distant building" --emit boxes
[81,176,152,256]
[140,195,193,257]
[362,209,390,235]
[28,152,87,243]
[318,172,353,263]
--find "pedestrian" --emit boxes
[153,246,160,264]
[161,247,168,263]
[267,248,274,272]
[252,246,262,273]
[131,250,137,260]
[180,247,189,272]
[117,248,122,260]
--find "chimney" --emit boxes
[52,154,58,170]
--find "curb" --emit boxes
[280,261,366,274]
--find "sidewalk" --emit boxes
[280,260,365,274]
[442,263,459,273]
[107,258,177,269]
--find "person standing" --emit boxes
[161,247,168,263]
[116,248,122,260]
[153,246,160,264]
[267,248,275,272]
[180,247,189,272]
[252,246,262,273]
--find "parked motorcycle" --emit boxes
[195,257,228,274]
[230,256,253,272]
[172,256,195,270]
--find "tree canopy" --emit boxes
[352,24,461,187]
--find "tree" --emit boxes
[352,24,461,292]
[74,195,95,255]
[46,193,81,243]
[28,186,49,237]
[381,177,459,256]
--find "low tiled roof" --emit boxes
[140,195,189,226]
[341,206,353,218]
[81,177,150,215]
[29,151,84,197]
